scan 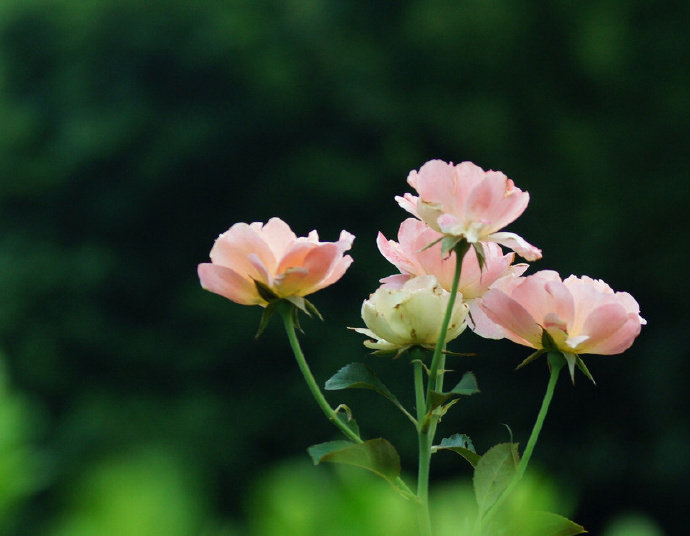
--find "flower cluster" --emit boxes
[198,159,645,373]
[197,158,646,536]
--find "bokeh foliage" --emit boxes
[0,0,687,533]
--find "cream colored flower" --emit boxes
[351,275,468,354]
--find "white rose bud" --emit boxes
[351,275,468,354]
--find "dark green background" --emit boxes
[0,1,687,534]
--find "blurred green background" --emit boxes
[0,0,687,534]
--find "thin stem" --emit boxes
[414,359,433,536]
[279,306,362,444]
[415,242,468,536]
[425,241,468,405]
[279,303,416,498]
[481,353,565,526]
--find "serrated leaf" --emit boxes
[433,434,481,467]
[428,371,480,410]
[326,363,417,425]
[513,511,587,536]
[307,438,402,486]
[325,363,399,404]
[450,371,480,395]
[473,442,520,514]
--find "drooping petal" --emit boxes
[479,289,543,348]
[487,231,542,261]
[394,193,421,219]
[197,264,263,305]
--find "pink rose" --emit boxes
[377,218,528,300]
[479,270,646,357]
[198,217,354,306]
[395,160,541,261]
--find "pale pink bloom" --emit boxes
[395,160,542,261]
[198,217,354,306]
[478,270,646,357]
[377,218,528,336]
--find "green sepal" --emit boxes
[575,356,596,385]
[370,344,413,360]
[307,438,402,489]
[473,442,520,515]
[472,242,486,272]
[432,433,480,467]
[254,301,278,339]
[285,296,324,321]
[442,349,478,357]
[515,349,545,370]
[253,279,280,303]
[442,236,463,257]
[511,511,587,536]
[548,352,580,385]
[419,235,444,252]
[541,329,559,352]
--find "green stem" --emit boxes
[414,242,469,536]
[425,241,468,405]
[481,353,565,526]
[279,303,416,498]
[279,305,362,444]
[414,360,432,536]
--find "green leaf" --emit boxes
[428,371,480,410]
[433,434,481,467]
[450,371,480,395]
[307,438,402,486]
[513,511,587,536]
[325,363,399,404]
[307,440,354,464]
[326,363,417,425]
[473,442,520,515]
